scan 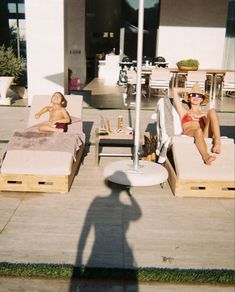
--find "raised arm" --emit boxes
[35,106,50,119]
[172,87,189,119]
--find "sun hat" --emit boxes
[184,83,209,105]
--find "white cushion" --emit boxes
[172,135,234,145]
[1,150,73,175]
[172,137,234,180]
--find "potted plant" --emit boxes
[176,59,199,71]
[0,45,25,105]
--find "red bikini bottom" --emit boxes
[55,123,68,132]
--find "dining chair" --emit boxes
[184,71,207,92]
[125,68,145,97]
[122,68,146,106]
[220,72,235,100]
[148,68,171,97]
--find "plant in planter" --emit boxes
[0,45,25,105]
[176,59,199,71]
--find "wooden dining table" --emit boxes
[140,66,234,101]
[169,68,234,101]
[119,63,234,101]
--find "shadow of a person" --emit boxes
[69,171,142,291]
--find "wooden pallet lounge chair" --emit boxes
[0,95,85,193]
[154,97,235,198]
[165,136,235,198]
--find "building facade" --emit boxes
[1,0,233,104]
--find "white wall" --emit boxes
[25,0,67,105]
[157,26,226,68]
[156,0,228,69]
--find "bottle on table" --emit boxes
[118,115,123,130]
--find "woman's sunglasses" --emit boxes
[188,93,204,99]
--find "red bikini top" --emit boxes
[181,113,193,124]
[181,113,206,128]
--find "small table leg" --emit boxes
[95,135,100,166]
[212,73,217,101]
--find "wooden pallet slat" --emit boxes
[0,143,84,193]
[165,159,235,198]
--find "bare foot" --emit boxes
[212,143,221,154]
[204,154,216,165]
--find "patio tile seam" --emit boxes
[0,200,22,234]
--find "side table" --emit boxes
[95,128,134,165]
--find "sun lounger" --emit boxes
[165,136,235,198]
[154,97,235,198]
[0,95,85,193]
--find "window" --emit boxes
[8,3,17,13]
[7,0,26,58]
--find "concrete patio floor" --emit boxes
[0,89,234,291]
[0,142,234,269]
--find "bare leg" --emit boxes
[38,125,63,132]
[203,109,221,154]
[185,127,216,165]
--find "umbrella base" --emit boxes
[103,159,168,186]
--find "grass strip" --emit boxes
[0,262,234,285]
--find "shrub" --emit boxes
[0,45,25,81]
[176,59,199,68]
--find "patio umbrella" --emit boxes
[103,0,168,186]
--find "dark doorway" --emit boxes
[121,0,160,60]
[85,0,160,82]
[85,0,122,81]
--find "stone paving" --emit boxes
[0,95,234,291]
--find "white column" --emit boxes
[25,0,68,105]
[119,27,125,60]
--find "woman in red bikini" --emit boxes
[172,83,221,165]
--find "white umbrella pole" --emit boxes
[133,0,144,170]
[103,0,168,187]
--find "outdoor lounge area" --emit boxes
[0,77,235,290]
[0,0,235,290]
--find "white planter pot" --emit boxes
[0,76,14,105]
